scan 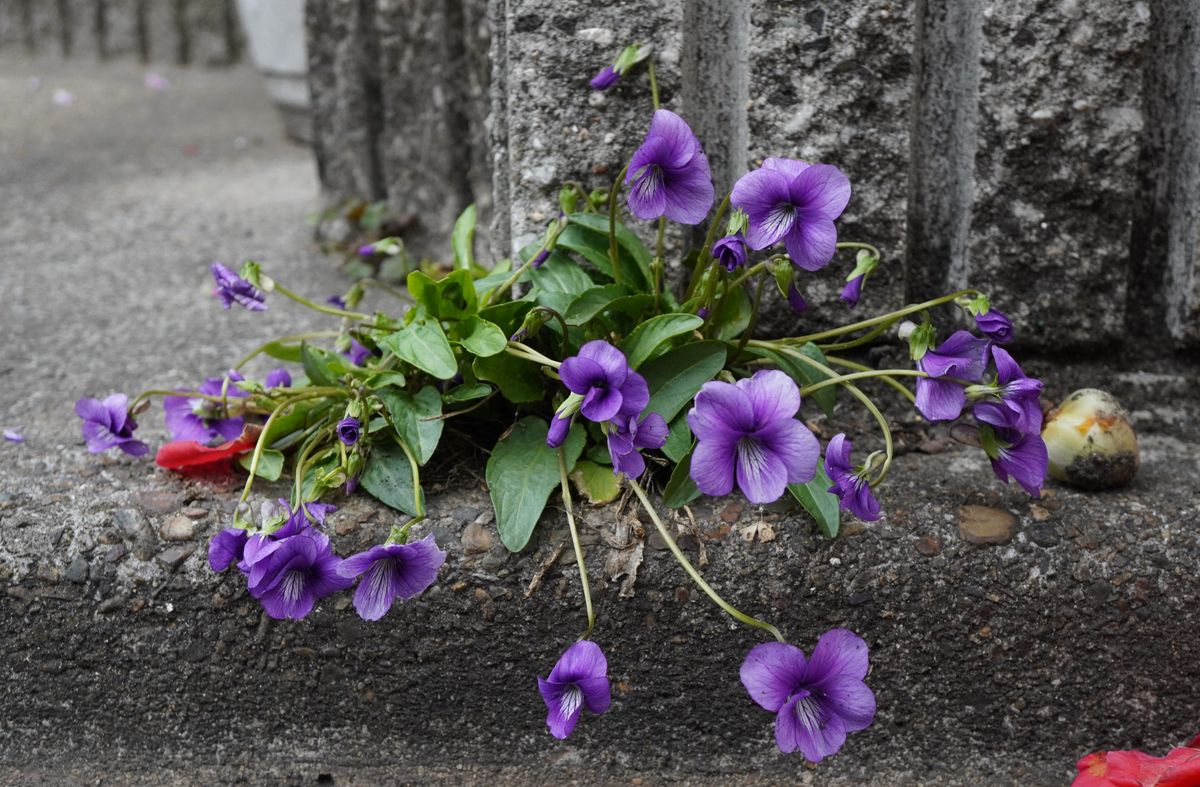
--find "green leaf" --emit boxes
[565,285,656,327]
[788,465,840,538]
[377,385,443,465]
[408,269,477,320]
[237,449,284,481]
[478,299,531,336]
[487,417,584,552]
[555,222,647,290]
[365,370,408,390]
[524,251,594,314]
[300,454,339,502]
[566,212,653,288]
[442,382,493,403]
[380,319,458,380]
[661,412,692,463]
[261,341,303,363]
[261,400,322,446]
[473,264,515,301]
[662,453,701,508]
[455,316,507,357]
[452,203,477,272]
[712,283,752,341]
[642,340,727,422]
[473,352,544,402]
[619,313,704,369]
[301,344,341,386]
[569,459,621,504]
[361,441,423,517]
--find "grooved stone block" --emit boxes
[184,0,236,65]
[376,0,482,259]
[102,0,140,59]
[750,0,914,338]
[61,0,101,59]
[490,0,684,259]
[307,0,385,204]
[1127,0,1200,347]
[970,0,1147,347]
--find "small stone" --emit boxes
[701,523,731,541]
[106,544,126,563]
[335,520,360,536]
[130,598,146,613]
[914,536,941,557]
[461,521,493,555]
[916,439,949,455]
[159,514,196,541]
[36,563,61,582]
[1028,524,1061,548]
[98,596,125,614]
[719,501,744,524]
[473,587,491,603]
[156,545,196,570]
[957,505,1017,546]
[113,508,147,534]
[64,556,89,584]
[182,507,209,519]
[137,491,184,515]
[1029,504,1051,522]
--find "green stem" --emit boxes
[233,331,341,371]
[293,435,335,506]
[824,356,917,404]
[780,289,981,345]
[608,164,630,287]
[483,257,535,308]
[815,321,892,353]
[688,193,732,300]
[626,476,784,642]
[797,369,927,397]
[356,278,410,301]
[505,342,561,369]
[767,345,896,485]
[568,182,597,213]
[240,392,338,503]
[653,216,666,296]
[393,434,424,517]
[728,273,767,355]
[273,282,371,321]
[559,448,595,639]
[835,241,882,258]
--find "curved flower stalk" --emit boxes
[75,47,1057,765]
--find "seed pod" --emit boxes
[1042,388,1138,489]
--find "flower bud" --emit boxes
[1042,388,1139,489]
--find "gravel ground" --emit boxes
[1,56,1198,787]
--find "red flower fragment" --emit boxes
[155,425,262,471]
[1073,736,1200,787]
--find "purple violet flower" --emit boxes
[208,527,249,572]
[972,347,1043,435]
[687,370,819,504]
[730,158,851,272]
[239,500,337,574]
[787,282,808,313]
[914,331,991,422]
[163,376,246,445]
[840,275,864,308]
[75,394,149,456]
[607,412,668,477]
[559,341,648,423]
[696,306,710,319]
[547,413,572,448]
[740,629,876,761]
[981,425,1048,498]
[589,65,620,91]
[337,533,447,621]
[712,233,748,272]
[625,109,715,225]
[823,433,881,522]
[336,417,361,446]
[3,429,23,443]
[265,368,292,388]
[210,262,266,311]
[530,248,551,269]
[975,307,1014,344]
[357,244,376,257]
[345,338,373,367]
[327,295,348,310]
[246,529,352,620]
[537,640,612,739]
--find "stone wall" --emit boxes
[312,0,1196,349]
[0,0,242,65]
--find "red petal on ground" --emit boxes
[155,425,261,471]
